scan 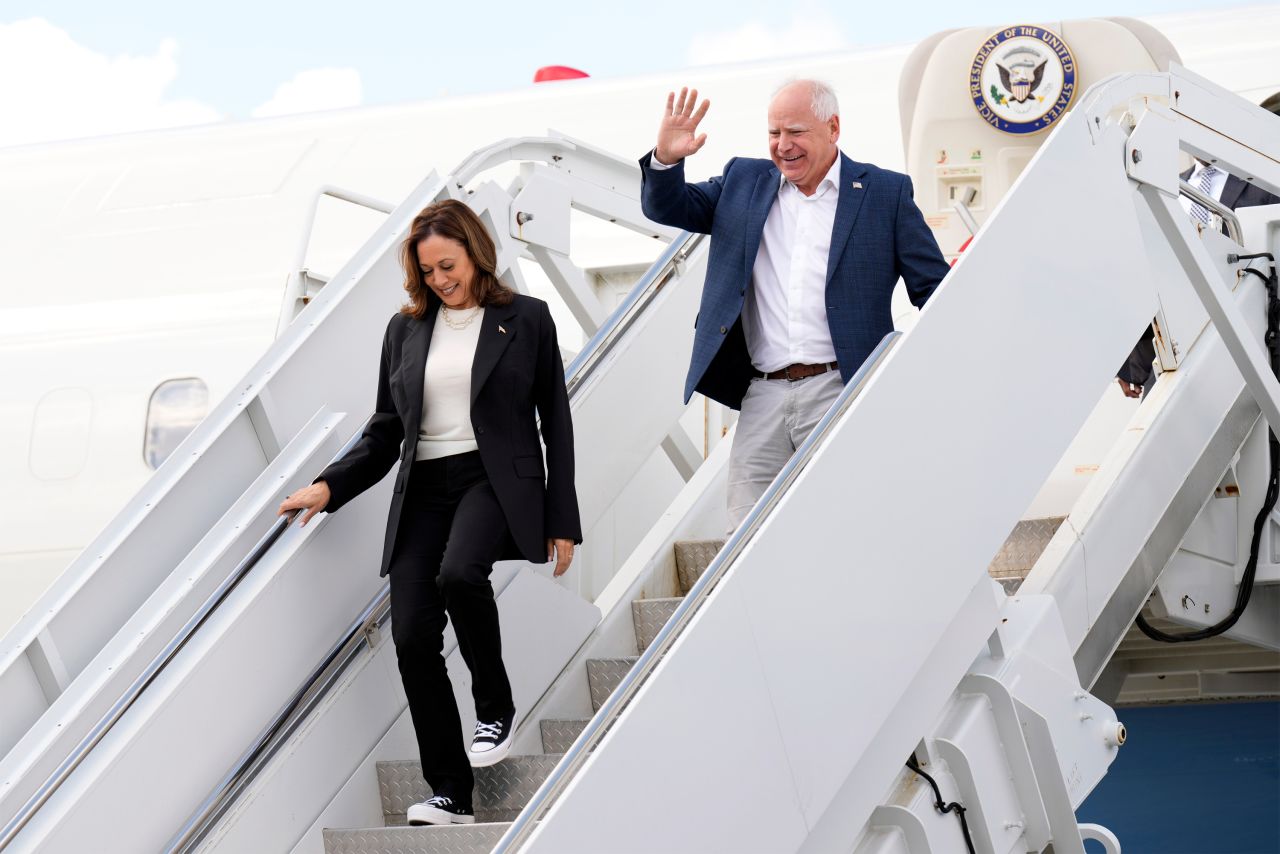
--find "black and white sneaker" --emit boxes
[468,711,515,767]
[407,794,475,826]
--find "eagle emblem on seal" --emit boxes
[997,50,1048,103]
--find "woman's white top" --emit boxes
[415,306,485,461]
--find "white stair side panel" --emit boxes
[0,411,270,759]
[510,437,731,756]
[285,715,418,854]
[522,89,1156,853]
[234,627,410,854]
[0,408,346,827]
[7,490,388,852]
[527,581,811,854]
[794,581,1002,853]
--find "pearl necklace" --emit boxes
[441,303,482,330]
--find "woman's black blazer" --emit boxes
[318,293,582,576]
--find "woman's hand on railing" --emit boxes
[277,481,331,527]
[547,538,575,577]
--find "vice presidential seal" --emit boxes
[970,25,1077,135]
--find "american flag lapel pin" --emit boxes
[851,181,863,189]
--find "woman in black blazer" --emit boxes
[278,199,581,826]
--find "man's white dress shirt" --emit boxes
[650,152,842,372]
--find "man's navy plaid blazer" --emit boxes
[639,150,949,409]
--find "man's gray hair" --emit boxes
[773,78,840,121]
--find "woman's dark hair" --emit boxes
[399,199,515,318]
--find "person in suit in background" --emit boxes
[640,80,949,529]
[1116,157,1280,398]
[277,200,581,826]
[1118,94,1280,398]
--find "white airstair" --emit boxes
[2,65,1278,854]
[0,134,719,852]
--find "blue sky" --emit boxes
[0,0,1246,145]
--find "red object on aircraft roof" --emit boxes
[534,65,590,83]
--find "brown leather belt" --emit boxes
[753,361,839,381]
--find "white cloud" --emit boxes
[686,10,848,67]
[251,68,363,118]
[0,18,223,147]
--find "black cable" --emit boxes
[1137,255,1279,643]
[1137,435,1278,642]
[905,754,976,854]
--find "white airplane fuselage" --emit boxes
[1,7,1276,634]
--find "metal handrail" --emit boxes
[1179,179,1242,243]
[493,331,903,853]
[159,230,704,851]
[565,230,704,396]
[278,186,398,336]
[0,422,363,852]
[0,510,287,849]
[164,584,392,853]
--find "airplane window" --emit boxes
[144,378,209,470]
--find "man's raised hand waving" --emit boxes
[655,87,711,165]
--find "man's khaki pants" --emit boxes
[727,370,843,531]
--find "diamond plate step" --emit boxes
[324,823,511,854]
[632,597,682,652]
[673,539,725,594]
[987,517,1065,593]
[586,657,637,712]
[539,718,590,754]
[377,756,559,823]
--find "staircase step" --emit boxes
[987,517,1065,593]
[586,657,637,712]
[631,597,682,652]
[540,718,590,754]
[673,539,725,594]
[377,756,559,822]
[323,823,511,854]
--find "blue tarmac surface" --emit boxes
[1076,701,1280,854]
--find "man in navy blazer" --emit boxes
[640,80,949,526]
